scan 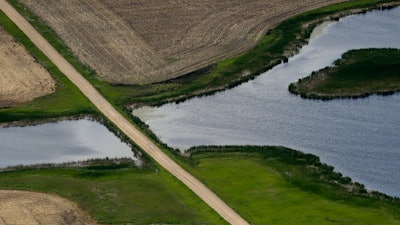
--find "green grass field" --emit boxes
[0,160,225,225]
[289,48,400,99]
[1,147,399,225]
[185,146,400,225]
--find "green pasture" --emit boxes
[0,160,225,225]
[185,146,400,225]
[1,147,399,224]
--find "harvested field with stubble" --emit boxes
[19,0,345,85]
[0,26,55,108]
[0,190,96,225]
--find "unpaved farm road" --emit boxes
[0,0,249,224]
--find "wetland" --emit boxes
[133,7,400,197]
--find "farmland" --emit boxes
[0,26,55,108]
[1,0,400,224]
[19,0,345,84]
[0,190,96,225]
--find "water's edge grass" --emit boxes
[184,146,400,224]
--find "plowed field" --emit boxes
[0,190,96,225]
[19,0,345,84]
[0,26,55,107]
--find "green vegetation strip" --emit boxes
[1,147,399,225]
[289,48,400,100]
[185,146,400,225]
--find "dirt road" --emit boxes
[0,0,249,224]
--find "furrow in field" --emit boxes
[20,0,165,84]
[19,0,345,84]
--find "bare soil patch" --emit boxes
[0,26,55,108]
[19,0,345,85]
[0,190,96,225]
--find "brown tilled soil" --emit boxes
[0,190,96,225]
[19,0,345,84]
[0,26,55,108]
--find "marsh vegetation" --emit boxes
[289,48,400,99]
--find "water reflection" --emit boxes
[0,119,135,167]
[133,8,400,197]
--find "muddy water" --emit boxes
[133,8,400,197]
[0,119,134,168]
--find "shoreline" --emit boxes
[1,1,399,185]
[128,2,400,108]
[187,145,400,200]
[0,1,398,114]
[0,114,149,169]
[4,0,398,112]
[289,48,400,100]
[1,0,399,206]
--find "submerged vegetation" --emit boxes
[289,48,400,100]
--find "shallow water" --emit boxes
[133,8,400,197]
[0,119,134,167]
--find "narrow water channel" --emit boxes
[0,119,134,168]
[133,8,400,197]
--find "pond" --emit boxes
[133,8,400,197]
[0,119,135,168]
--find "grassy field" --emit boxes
[0,160,226,225]
[185,146,400,225]
[289,48,400,99]
[1,147,399,225]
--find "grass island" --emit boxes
[289,48,400,100]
